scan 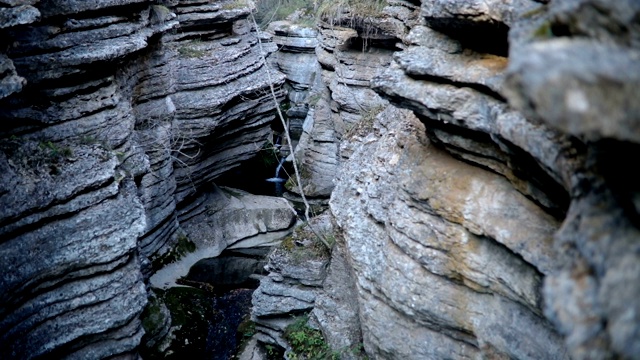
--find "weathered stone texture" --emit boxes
[503,1,640,358]
[287,15,401,198]
[251,213,333,348]
[311,238,362,358]
[0,0,286,357]
[150,186,297,289]
[250,1,573,358]
[330,108,567,359]
[304,0,640,359]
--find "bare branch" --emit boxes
[249,11,332,250]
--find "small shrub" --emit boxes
[317,0,385,27]
[284,315,337,360]
[521,5,547,19]
[39,141,74,159]
[237,319,256,339]
[284,163,310,191]
[178,39,207,58]
[79,135,99,145]
[150,4,173,24]
[345,105,384,138]
[264,344,285,359]
[257,139,280,169]
[222,0,250,10]
[533,21,553,39]
[140,294,165,335]
[277,222,333,263]
[178,45,207,58]
[296,16,317,28]
[307,92,322,106]
[33,141,75,175]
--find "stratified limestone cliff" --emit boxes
[286,11,398,198]
[267,20,319,140]
[331,106,566,359]
[503,1,640,358]
[0,0,285,358]
[265,0,640,359]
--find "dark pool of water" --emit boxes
[161,249,269,360]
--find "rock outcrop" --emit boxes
[251,214,333,349]
[267,20,319,140]
[331,107,566,359]
[0,0,286,358]
[274,0,640,359]
[150,186,296,289]
[503,1,640,358]
[2,0,639,358]
[288,13,398,198]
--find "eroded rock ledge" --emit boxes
[0,0,286,358]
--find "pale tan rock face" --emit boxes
[330,107,567,359]
[402,143,559,276]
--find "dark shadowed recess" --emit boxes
[216,131,293,196]
[145,249,269,360]
[590,139,640,228]
[424,17,510,57]
[346,35,403,52]
[185,248,270,293]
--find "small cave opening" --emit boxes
[425,18,510,57]
[215,129,294,197]
[346,35,403,53]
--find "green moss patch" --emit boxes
[284,315,337,360]
[277,223,334,264]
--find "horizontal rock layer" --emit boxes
[289,16,398,198]
[251,214,333,349]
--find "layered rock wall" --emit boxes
[0,0,285,358]
[289,15,398,198]
[2,0,639,358]
[279,0,640,359]
[267,20,319,141]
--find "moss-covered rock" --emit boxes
[139,292,172,359]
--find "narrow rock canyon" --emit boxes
[1,0,639,359]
